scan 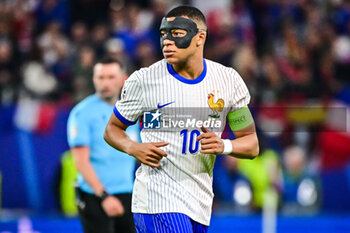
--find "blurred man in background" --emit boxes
[67,58,139,233]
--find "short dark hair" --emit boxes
[165,6,206,27]
[97,57,121,66]
[96,57,123,70]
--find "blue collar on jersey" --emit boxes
[166,59,207,84]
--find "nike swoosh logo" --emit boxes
[157,101,175,109]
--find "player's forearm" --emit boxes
[104,122,135,155]
[78,161,105,196]
[71,147,105,196]
[230,133,259,159]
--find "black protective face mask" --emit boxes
[159,17,199,49]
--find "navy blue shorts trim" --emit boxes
[133,213,208,233]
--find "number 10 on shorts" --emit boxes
[180,129,200,154]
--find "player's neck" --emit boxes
[172,54,204,80]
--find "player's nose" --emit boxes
[163,38,174,46]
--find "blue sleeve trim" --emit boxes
[113,106,137,125]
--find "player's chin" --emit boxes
[101,92,113,99]
[164,56,179,64]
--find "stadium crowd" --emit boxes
[1,0,350,214]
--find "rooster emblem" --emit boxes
[208,93,225,118]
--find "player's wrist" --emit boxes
[222,139,233,155]
[125,141,138,155]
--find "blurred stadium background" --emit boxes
[0,0,350,232]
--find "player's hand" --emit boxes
[128,142,169,168]
[101,195,125,217]
[197,126,224,154]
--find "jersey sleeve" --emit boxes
[67,108,91,148]
[230,69,251,112]
[114,72,144,125]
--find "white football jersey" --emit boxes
[114,59,250,225]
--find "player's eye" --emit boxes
[171,30,186,38]
[160,31,166,38]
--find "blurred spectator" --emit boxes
[213,155,253,211]
[238,146,282,210]
[205,5,237,66]
[21,50,57,100]
[14,44,58,133]
[134,39,158,67]
[10,0,38,55]
[37,21,70,66]
[331,0,350,35]
[333,35,350,84]
[36,21,71,99]
[232,43,259,98]
[230,0,256,45]
[0,2,13,40]
[281,145,320,214]
[91,23,110,59]
[192,0,231,16]
[275,22,315,100]
[105,38,135,74]
[256,54,286,105]
[70,21,89,56]
[112,3,154,60]
[35,0,70,33]
[71,45,95,103]
[148,0,170,54]
[0,39,20,105]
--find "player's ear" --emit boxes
[121,74,127,85]
[196,31,206,47]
